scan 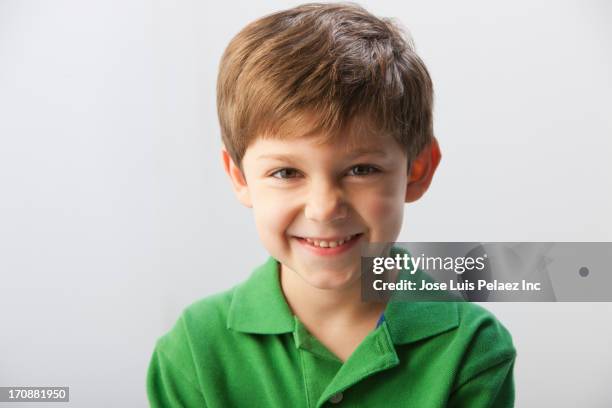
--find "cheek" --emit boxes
[251,189,298,245]
[363,194,404,230]
[359,177,406,238]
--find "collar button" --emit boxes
[329,392,343,404]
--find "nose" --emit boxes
[304,179,347,223]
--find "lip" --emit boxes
[293,233,363,256]
[299,235,355,241]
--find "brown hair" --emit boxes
[217,2,434,168]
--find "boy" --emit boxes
[147,3,515,407]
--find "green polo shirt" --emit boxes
[147,255,516,407]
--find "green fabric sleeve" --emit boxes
[147,345,208,408]
[448,357,515,408]
[147,311,211,407]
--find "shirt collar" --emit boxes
[227,253,459,344]
[383,299,458,344]
[227,256,295,334]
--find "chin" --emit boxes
[301,269,360,291]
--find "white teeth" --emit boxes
[302,234,356,248]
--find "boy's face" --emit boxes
[229,129,412,291]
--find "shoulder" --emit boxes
[154,287,237,364]
[454,302,515,353]
[147,288,240,406]
[181,289,235,332]
[154,255,284,357]
[149,288,239,390]
[451,302,516,386]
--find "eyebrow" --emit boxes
[257,148,388,161]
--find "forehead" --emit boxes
[250,113,402,157]
[248,130,399,160]
[247,139,389,163]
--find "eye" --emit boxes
[270,168,301,179]
[347,164,379,177]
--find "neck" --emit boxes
[279,263,384,329]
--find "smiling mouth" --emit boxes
[294,233,363,248]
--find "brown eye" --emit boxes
[348,164,379,177]
[271,168,300,179]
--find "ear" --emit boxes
[405,137,442,203]
[221,147,252,208]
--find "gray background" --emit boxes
[0,0,611,406]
